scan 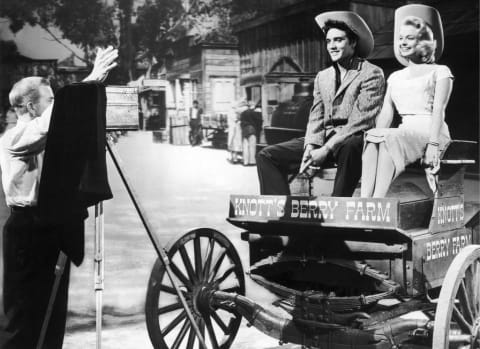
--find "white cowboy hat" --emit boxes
[315,11,374,58]
[394,4,444,66]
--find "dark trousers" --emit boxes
[256,134,364,196]
[0,209,70,349]
[189,119,203,146]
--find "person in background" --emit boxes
[189,100,203,146]
[240,100,262,166]
[256,12,385,195]
[361,4,452,197]
[0,46,118,349]
[227,100,247,164]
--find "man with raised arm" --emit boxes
[0,46,118,349]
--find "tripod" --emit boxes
[37,138,208,349]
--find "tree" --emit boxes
[133,0,185,76]
[0,0,117,65]
[133,0,238,76]
[115,0,136,83]
[187,0,237,44]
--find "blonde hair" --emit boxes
[402,16,437,64]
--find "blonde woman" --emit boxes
[361,4,453,197]
[227,100,246,164]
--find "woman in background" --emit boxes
[227,100,246,164]
[240,101,262,166]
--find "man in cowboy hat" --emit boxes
[256,11,386,196]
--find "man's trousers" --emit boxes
[256,134,364,196]
[0,209,70,349]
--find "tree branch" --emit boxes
[40,25,89,64]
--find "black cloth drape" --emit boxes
[38,81,113,266]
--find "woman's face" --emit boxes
[398,24,419,59]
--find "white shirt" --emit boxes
[0,104,53,207]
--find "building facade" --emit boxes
[233,0,400,126]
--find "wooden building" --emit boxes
[234,0,479,145]
[233,0,401,126]
[165,36,240,122]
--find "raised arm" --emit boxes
[83,46,119,82]
[6,47,118,157]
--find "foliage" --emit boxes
[134,0,185,61]
[0,0,117,63]
[55,1,117,60]
[188,0,237,44]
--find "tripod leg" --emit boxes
[36,252,68,349]
[106,140,208,349]
[94,202,105,349]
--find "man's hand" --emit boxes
[299,144,316,174]
[309,146,330,167]
[301,144,316,162]
[84,46,119,82]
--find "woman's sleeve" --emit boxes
[436,65,454,81]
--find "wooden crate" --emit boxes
[106,86,139,130]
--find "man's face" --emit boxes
[326,28,356,63]
[30,85,54,117]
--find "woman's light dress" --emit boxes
[365,64,453,178]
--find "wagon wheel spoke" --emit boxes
[159,284,178,295]
[472,261,480,315]
[211,311,229,335]
[202,238,215,281]
[458,278,475,324]
[179,245,198,283]
[186,325,196,349]
[205,315,220,349]
[464,266,477,316]
[213,265,236,286]
[171,319,191,349]
[209,248,227,282]
[162,310,187,336]
[158,301,183,315]
[170,260,193,290]
[453,304,473,334]
[194,236,203,279]
[197,318,206,349]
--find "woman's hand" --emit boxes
[424,143,440,169]
[84,46,119,82]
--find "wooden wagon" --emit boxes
[143,140,479,349]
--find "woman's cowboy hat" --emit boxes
[315,11,374,58]
[394,4,444,66]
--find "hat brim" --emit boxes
[394,4,444,66]
[315,11,374,58]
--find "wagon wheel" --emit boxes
[433,244,480,348]
[146,228,245,349]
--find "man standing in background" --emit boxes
[189,99,203,146]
